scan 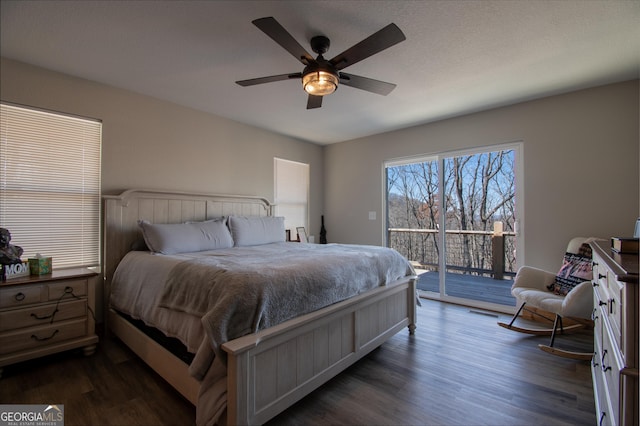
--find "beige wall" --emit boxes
[324,80,639,272]
[0,57,324,235]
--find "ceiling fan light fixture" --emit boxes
[302,70,339,96]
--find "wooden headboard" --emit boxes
[102,189,272,301]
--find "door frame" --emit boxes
[383,141,524,314]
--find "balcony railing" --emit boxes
[388,225,517,280]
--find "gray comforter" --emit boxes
[159,242,414,365]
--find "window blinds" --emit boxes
[0,103,102,269]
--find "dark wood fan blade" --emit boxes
[329,23,406,71]
[236,73,301,87]
[252,17,315,65]
[339,73,397,95]
[307,95,323,109]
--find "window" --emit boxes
[274,158,309,240]
[0,103,102,269]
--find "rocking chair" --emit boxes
[498,237,595,360]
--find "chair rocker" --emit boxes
[498,237,594,360]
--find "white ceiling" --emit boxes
[1,1,639,145]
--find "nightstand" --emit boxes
[0,268,99,377]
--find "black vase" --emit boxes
[319,215,327,244]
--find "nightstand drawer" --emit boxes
[48,279,87,300]
[0,285,44,308]
[0,318,87,355]
[0,299,87,332]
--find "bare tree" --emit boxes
[387,149,516,276]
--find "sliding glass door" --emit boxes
[385,143,522,311]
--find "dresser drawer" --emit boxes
[48,279,87,300]
[0,318,87,355]
[592,293,604,350]
[593,255,622,349]
[0,285,45,308]
[600,321,622,426]
[592,352,613,426]
[606,279,622,346]
[0,299,87,332]
[592,261,610,306]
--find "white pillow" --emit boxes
[138,218,234,254]
[228,216,285,247]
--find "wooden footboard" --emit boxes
[223,276,417,425]
[107,276,416,425]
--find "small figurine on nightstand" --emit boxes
[0,227,23,265]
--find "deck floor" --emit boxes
[416,270,516,306]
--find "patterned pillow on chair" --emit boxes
[547,243,593,295]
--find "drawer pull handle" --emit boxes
[30,309,58,321]
[64,286,74,293]
[598,273,606,280]
[599,412,606,426]
[609,299,615,315]
[592,281,599,287]
[598,300,607,307]
[31,329,59,342]
[15,292,26,301]
[601,350,612,372]
[591,308,598,321]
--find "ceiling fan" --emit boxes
[235,17,406,109]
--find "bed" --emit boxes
[103,189,418,425]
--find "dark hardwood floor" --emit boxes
[0,299,595,425]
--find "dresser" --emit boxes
[0,268,99,377]
[590,240,638,426]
